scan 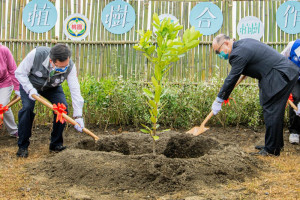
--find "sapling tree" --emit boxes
[134,13,202,155]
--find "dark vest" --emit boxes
[28,47,73,91]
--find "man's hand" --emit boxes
[74,117,84,132]
[295,103,300,116]
[28,88,39,101]
[212,98,223,115]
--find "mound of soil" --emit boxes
[30,131,260,196]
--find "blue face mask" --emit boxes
[218,51,229,60]
[54,65,69,73]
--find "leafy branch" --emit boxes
[134,13,202,155]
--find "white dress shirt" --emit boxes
[15,48,84,117]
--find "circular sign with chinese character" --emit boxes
[63,14,91,41]
[22,0,57,33]
[276,1,300,34]
[189,2,223,36]
[237,16,264,40]
[101,0,136,34]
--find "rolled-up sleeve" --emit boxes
[66,65,84,117]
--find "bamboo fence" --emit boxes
[0,0,299,83]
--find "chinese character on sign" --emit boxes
[189,2,223,35]
[240,23,260,35]
[284,5,300,28]
[196,7,216,28]
[101,0,136,34]
[27,3,50,27]
[105,5,128,28]
[276,1,300,34]
[239,23,261,35]
[22,0,57,33]
[237,16,264,40]
[71,24,83,31]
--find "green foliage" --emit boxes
[134,13,202,155]
[9,77,271,132]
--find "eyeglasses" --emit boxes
[215,41,225,55]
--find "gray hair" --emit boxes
[214,34,230,44]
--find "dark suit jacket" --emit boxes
[218,38,298,105]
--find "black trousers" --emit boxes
[18,85,68,149]
[289,79,300,134]
[261,72,298,155]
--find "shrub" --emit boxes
[9,76,268,131]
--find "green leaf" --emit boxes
[143,88,154,98]
[174,25,183,31]
[141,124,152,132]
[151,76,159,88]
[154,66,162,81]
[186,40,200,49]
[152,23,160,32]
[133,46,144,52]
[147,46,155,55]
[148,100,157,109]
[150,115,157,124]
[157,35,163,47]
[189,26,202,41]
[152,135,159,141]
[162,129,170,132]
[154,85,162,103]
[141,129,150,134]
[143,53,153,62]
[152,108,158,117]
[153,13,160,25]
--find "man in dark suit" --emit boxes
[211,34,298,156]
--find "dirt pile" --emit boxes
[30,131,261,195]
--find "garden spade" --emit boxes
[186,111,214,136]
[32,94,100,141]
[186,75,247,136]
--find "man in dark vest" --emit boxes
[15,44,85,158]
[211,34,298,156]
[281,39,300,145]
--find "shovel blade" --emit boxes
[186,126,210,136]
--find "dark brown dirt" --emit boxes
[29,130,261,199]
[4,124,299,199]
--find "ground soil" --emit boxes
[1,125,299,199]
